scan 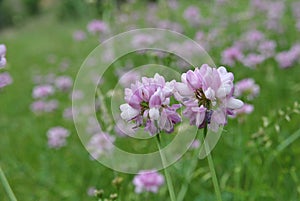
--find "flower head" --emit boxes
[133,170,164,194]
[0,44,7,68]
[54,76,73,92]
[87,20,109,35]
[234,78,260,100]
[174,64,243,131]
[120,73,181,135]
[87,132,115,160]
[47,126,70,149]
[0,72,13,89]
[32,84,55,99]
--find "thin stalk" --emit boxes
[156,135,176,201]
[177,129,201,201]
[0,166,18,201]
[203,126,223,201]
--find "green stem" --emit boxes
[202,127,223,201]
[0,166,18,201]
[177,129,201,201]
[156,135,176,201]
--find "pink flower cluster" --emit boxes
[0,44,13,89]
[0,44,7,68]
[87,132,115,160]
[221,30,277,68]
[275,44,300,69]
[174,64,243,131]
[0,72,13,89]
[120,74,181,135]
[234,78,260,100]
[183,6,201,26]
[133,170,164,194]
[120,65,243,134]
[47,126,70,149]
[87,20,109,35]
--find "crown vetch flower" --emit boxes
[32,84,55,99]
[174,64,243,131]
[87,20,109,34]
[87,132,115,160]
[0,72,13,89]
[234,78,260,100]
[47,126,70,149]
[133,170,164,194]
[0,44,7,68]
[120,73,181,135]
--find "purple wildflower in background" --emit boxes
[234,78,260,100]
[54,76,73,92]
[32,84,55,99]
[183,6,201,26]
[120,74,181,135]
[133,170,164,194]
[241,53,265,68]
[87,20,109,35]
[221,46,243,66]
[47,126,70,149]
[73,30,86,41]
[87,132,115,160]
[0,44,7,68]
[275,44,300,69]
[0,72,13,89]
[174,64,243,131]
[30,100,58,113]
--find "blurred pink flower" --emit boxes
[87,20,109,34]
[30,100,58,113]
[234,78,260,100]
[0,44,7,68]
[73,30,86,41]
[0,72,13,88]
[221,46,243,66]
[133,170,164,194]
[275,44,300,69]
[47,126,70,149]
[258,40,276,58]
[87,132,115,160]
[32,84,55,99]
[183,6,201,26]
[241,54,265,68]
[54,76,73,92]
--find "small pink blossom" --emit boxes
[241,54,265,68]
[183,6,201,26]
[234,78,260,100]
[87,20,109,35]
[133,170,164,194]
[0,72,13,88]
[30,100,58,113]
[32,84,55,99]
[47,127,70,149]
[258,40,276,58]
[54,76,73,92]
[73,30,86,41]
[221,46,243,66]
[0,44,7,68]
[87,132,115,160]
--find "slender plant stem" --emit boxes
[156,135,176,201]
[177,129,201,201]
[203,127,223,201]
[0,166,18,201]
